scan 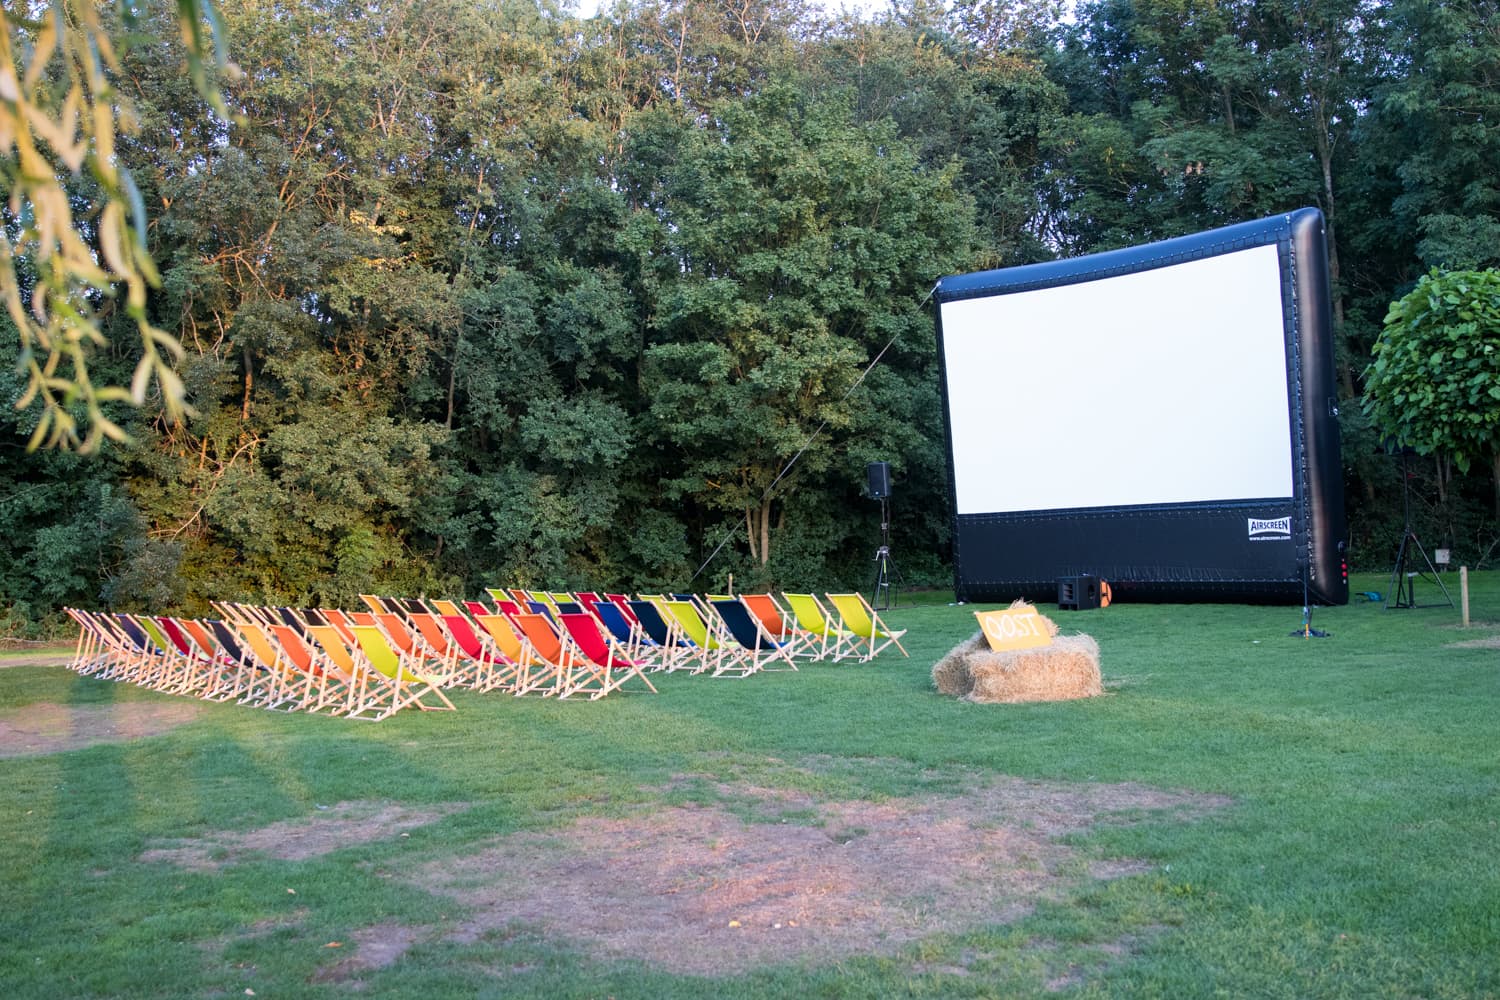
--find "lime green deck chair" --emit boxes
[824,592,909,661]
[780,593,858,662]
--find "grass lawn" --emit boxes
[1,572,1497,998]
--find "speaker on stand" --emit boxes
[866,462,902,610]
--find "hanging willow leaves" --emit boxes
[0,0,228,451]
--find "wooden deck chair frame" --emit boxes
[153,616,220,696]
[780,593,859,662]
[159,616,235,698]
[591,600,659,667]
[348,625,456,716]
[305,624,397,719]
[557,613,658,699]
[740,593,815,656]
[121,614,186,691]
[627,599,697,672]
[173,618,242,701]
[469,614,533,693]
[440,614,523,693]
[405,612,470,686]
[64,608,126,677]
[268,623,352,712]
[207,619,263,702]
[659,599,744,675]
[710,599,799,674]
[824,592,909,661]
[181,618,252,702]
[373,612,455,685]
[506,612,580,697]
[229,620,312,710]
[75,608,156,680]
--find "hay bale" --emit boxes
[931,603,1102,703]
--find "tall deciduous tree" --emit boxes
[1363,268,1500,515]
[624,84,972,575]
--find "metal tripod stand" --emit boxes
[870,497,903,611]
[1387,452,1453,609]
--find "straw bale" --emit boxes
[931,602,1101,704]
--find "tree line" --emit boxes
[3,0,1497,632]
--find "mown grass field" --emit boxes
[2,572,1497,999]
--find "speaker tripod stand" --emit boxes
[1388,527,1453,609]
[871,497,903,611]
[1386,452,1453,609]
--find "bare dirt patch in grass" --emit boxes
[310,922,428,986]
[417,772,1229,975]
[1447,633,1500,649]
[0,700,204,758]
[140,801,467,872]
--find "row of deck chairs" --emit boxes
[454,588,909,675]
[64,607,457,721]
[60,590,906,720]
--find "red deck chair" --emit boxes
[442,614,522,693]
[557,613,657,699]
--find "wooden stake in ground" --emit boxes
[1461,566,1470,628]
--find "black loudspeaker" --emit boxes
[1057,575,1102,611]
[867,461,892,499]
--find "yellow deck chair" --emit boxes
[824,593,909,661]
[305,624,398,719]
[349,625,456,716]
[231,621,311,710]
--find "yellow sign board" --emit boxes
[974,606,1054,652]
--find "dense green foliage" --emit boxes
[1364,268,1500,512]
[1,573,1497,995]
[4,0,1500,628]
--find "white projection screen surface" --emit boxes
[940,244,1293,515]
[933,209,1348,605]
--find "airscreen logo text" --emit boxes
[1248,516,1291,541]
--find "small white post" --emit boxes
[727,572,735,598]
[1460,566,1470,628]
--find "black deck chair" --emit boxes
[628,599,696,671]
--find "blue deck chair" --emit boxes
[591,601,661,666]
[711,599,799,674]
[627,599,697,671]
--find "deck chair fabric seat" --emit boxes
[781,593,860,661]
[628,600,699,672]
[711,599,799,674]
[660,599,743,675]
[441,614,522,693]
[557,613,658,699]
[506,612,578,696]
[592,601,660,666]
[824,592,909,662]
[348,625,456,715]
